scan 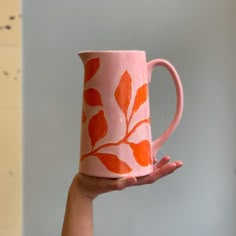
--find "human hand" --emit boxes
[74,156,183,199]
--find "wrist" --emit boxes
[69,175,97,201]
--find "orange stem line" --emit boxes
[81,139,124,161]
[128,110,134,126]
[126,118,150,140]
[81,118,150,161]
[125,114,129,136]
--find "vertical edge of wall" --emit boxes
[20,1,22,235]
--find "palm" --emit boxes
[76,156,183,199]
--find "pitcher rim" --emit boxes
[78,50,145,55]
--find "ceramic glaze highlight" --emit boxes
[78,51,183,178]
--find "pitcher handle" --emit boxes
[147,59,184,157]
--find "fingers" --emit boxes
[154,156,170,169]
[108,158,183,190]
[156,160,183,177]
[135,160,183,186]
[175,160,183,168]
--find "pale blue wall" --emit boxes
[23,0,236,235]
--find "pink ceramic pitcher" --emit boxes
[78,50,183,178]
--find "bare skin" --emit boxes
[61,156,183,236]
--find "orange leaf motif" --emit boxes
[94,153,132,174]
[84,58,100,82]
[131,84,148,115]
[115,70,132,116]
[88,110,108,147]
[129,140,152,166]
[84,88,103,106]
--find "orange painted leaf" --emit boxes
[115,70,132,115]
[131,84,148,115]
[84,88,103,106]
[88,110,108,147]
[94,153,132,174]
[129,140,152,166]
[82,110,86,123]
[84,58,100,82]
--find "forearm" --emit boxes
[61,179,93,236]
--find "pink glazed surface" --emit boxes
[78,51,183,178]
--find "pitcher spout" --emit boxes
[78,51,91,64]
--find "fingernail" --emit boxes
[172,162,177,167]
[164,156,171,160]
[175,160,183,167]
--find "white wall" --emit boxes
[22,0,236,235]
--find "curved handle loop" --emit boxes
[147,59,184,157]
